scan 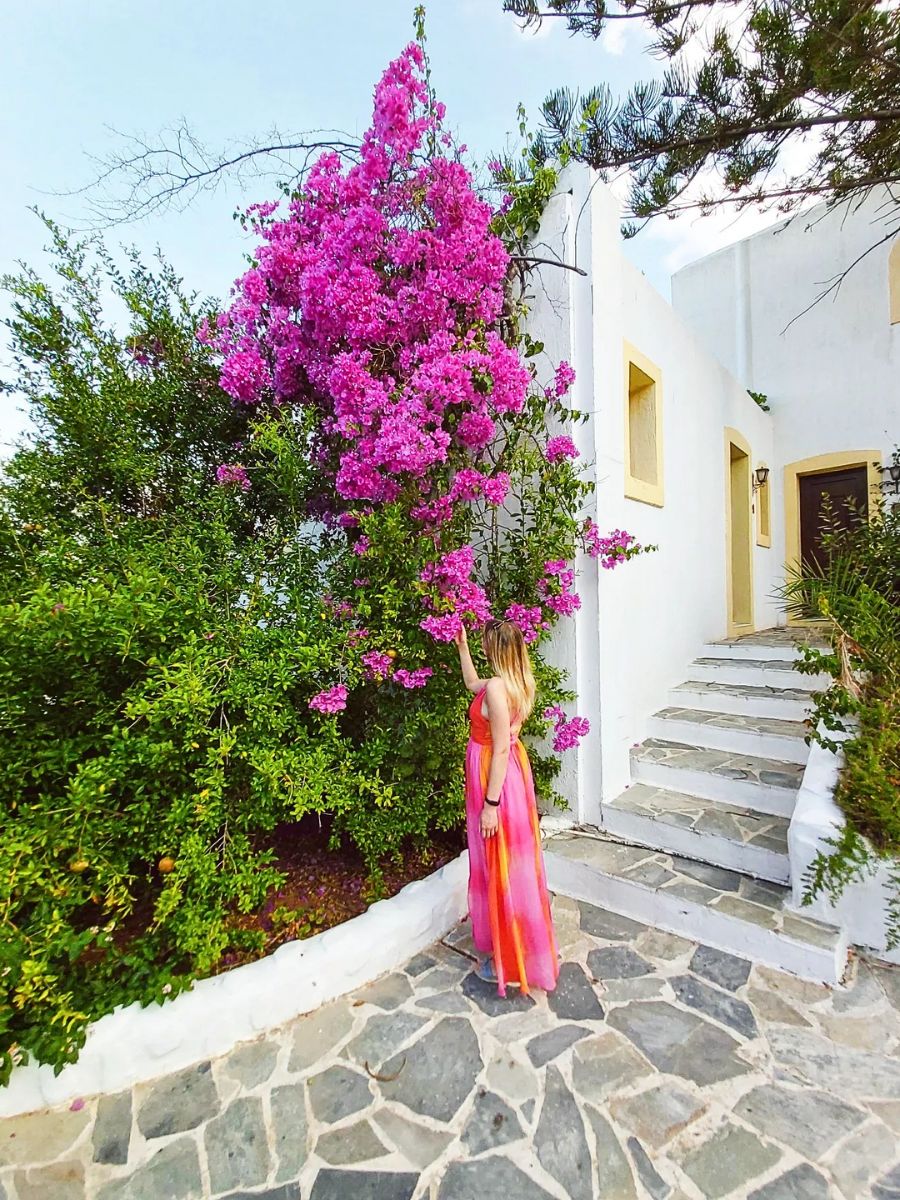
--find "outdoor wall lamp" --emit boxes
[753,465,770,492]
[881,458,900,495]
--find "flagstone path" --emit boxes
[4,895,900,1200]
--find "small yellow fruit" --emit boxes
[386,649,398,660]
[158,856,176,874]
[69,858,89,874]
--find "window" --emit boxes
[756,468,771,547]
[890,238,900,325]
[624,344,664,506]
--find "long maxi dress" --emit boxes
[465,686,559,997]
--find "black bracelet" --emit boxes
[484,796,500,807]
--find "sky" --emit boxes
[0,0,781,450]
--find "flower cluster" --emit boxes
[361,650,393,680]
[584,522,641,570]
[209,44,527,513]
[448,468,510,506]
[505,603,549,644]
[538,559,581,617]
[419,545,492,642]
[545,360,576,400]
[215,463,251,491]
[394,667,433,689]
[309,684,348,714]
[554,361,576,396]
[544,706,591,753]
[545,436,579,464]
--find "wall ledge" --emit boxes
[788,734,899,966]
[0,852,470,1119]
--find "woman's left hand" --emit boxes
[480,803,499,839]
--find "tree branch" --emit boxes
[509,254,588,275]
[56,120,361,228]
[782,225,900,334]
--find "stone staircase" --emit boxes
[544,629,851,984]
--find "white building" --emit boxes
[537,166,899,977]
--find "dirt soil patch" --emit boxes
[216,814,467,972]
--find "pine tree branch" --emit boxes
[585,110,900,173]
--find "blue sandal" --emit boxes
[475,957,498,984]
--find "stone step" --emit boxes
[544,830,847,983]
[701,640,807,663]
[705,627,829,662]
[602,783,790,884]
[647,707,809,765]
[668,679,812,723]
[687,656,831,692]
[630,739,804,818]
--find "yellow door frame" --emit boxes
[724,427,755,638]
[783,449,883,626]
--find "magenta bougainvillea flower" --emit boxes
[544,705,591,752]
[545,436,579,464]
[308,684,348,714]
[215,463,251,491]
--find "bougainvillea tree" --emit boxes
[204,39,646,830]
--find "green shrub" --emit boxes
[783,486,900,944]
[0,221,587,1076]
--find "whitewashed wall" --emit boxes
[525,182,603,821]
[671,189,900,574]
[530,167,780,818]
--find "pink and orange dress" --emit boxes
[465,686,559,996]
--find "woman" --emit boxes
[454,619,559,997]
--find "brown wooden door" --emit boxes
[799,466,868,572]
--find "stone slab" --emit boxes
[379,1018,482,1123]
[93,1091,132,1166]
[96,1139,202,1200]
[460,1090,523,1156]
[547,962,605,1020]
[270,1082,309,1183]
[135,1062,218,1140]
[316,1120,388,1165]
[204,1096,270,1195]
[535,1066,593,1200]
[372,1109,453,1169]
[307,1065,372,1124]
[734,1082,865,1159]
[681,1123,782,1200]
[0,1106,91,1168]
[437,1157,556,1200]
[309,1169,419,1200]
[607,1001,750,1086]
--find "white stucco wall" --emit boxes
[531,168,781,816]
[671,190,900,577]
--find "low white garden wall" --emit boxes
[0,851,469,1119]
[788,738,900,966]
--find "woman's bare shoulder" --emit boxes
[483,676,510,710]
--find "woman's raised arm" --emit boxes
[454,626,489,694]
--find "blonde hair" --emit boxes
[481,618,536,724]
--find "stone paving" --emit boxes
[4,896,900,1200]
